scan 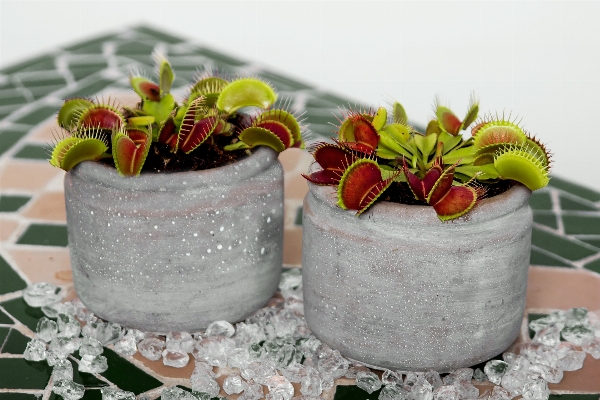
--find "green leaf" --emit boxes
[413,133,437,159]
[456,164,499,180]
[438,131,463,154]
[494,144,549,190]
[377,131,413,159]
[383,123,411,143]
[216,78,277,113]
[462,99,479,129]
[442,146,475,165]
[392,102,407,124]
[157,55,174,95]
[238,127,285,152]
[224,141,251,151]
[376,144,402,160]
[57,98,93,129]
[50,135,108,171]
[425,119,442,136]
[142,93,176,125]
[372,107,387,131]
[128,116,155,126]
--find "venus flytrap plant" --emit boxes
[303,96,551,221]
[48,53,304,177]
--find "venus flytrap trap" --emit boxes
[48,52,305,176]
[303,96,551,221]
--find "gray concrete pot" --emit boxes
[302,163,532,372]
[65,147,283,332]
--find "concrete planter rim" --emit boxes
[70,146,274,192]
[306,162,532,225]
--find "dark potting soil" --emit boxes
[380,179,516,205]
[100,135,251,173]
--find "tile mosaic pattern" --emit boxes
[0,26,599,398]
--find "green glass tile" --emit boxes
[334,385,382,400]
[70,65,107,81]
[531,226,596,261]
[0,255,27,295]
[259,70,312,91]
[584,257,600,274]
[579,237,600,248]
[50,389,102,400]
[13,144,49,160]
[67,358,109,388]
[65,79,114,98]
[0,80,17,90]
[0,308,14,324]
[1,298,46,332]
[14,105,57,125]
[0,358,52,389]
[0,92,29,107]
[30,85,66,100]
[17,224,68,247]
[1,55,56,75]
[528,313,548,338]
[560,196,597,211]
[0,106,20,121]
[134,26,183,44]
[0,195,30,211]
[549,395,600,400]
[0,128,28,156]
[529,247,571,267]
[550,176,600,202]
[0,327,10,344]
[64,34,117,53]
[100,348,162,394]
[1,328,30,354]
[121,55,154,67]
[532,212,558,229]
[20,76,66,88]
[171,68,196,82]
[307,93,350,108]
[194,47,246,67]
[295,206,303,226]
[0,393,40,400]
[305,113,338,126]
[116,41,157,56]
[309,124,335,139]
[563,215,600,235]
[529,191,552,210]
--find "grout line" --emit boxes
[530,244,578,269]
[550,188,565,235]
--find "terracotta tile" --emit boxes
[283,227,303,266]
[132,351,194,379]
[7,247,72,285]
[0,160,63,192]
[526,266,600,310]
[279,148,307,173]
[22,192,66,222]
[548,354,600,392]
[285,174,309,201]
[0,217,19,241]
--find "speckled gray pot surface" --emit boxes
[302,163,532,372]
[65,147,283,332]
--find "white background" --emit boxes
[1,1,599,190]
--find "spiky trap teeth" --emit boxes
[494,142,550,191]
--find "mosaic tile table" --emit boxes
[0,26,599,400]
